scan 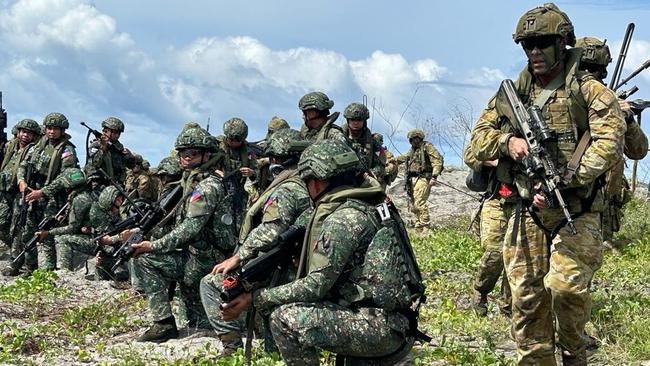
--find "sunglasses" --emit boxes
[521,36,557,51]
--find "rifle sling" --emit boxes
[563,131,591,183]
[532,73,564,109]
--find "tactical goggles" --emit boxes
[179,149,202,159]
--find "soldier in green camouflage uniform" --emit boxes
[373,133,398,191]
[220,139,421,366]
[200,128,312,355]
[218,117,257,232]
[341,103,386,179]
[0,119,41,250]
[130,125,235,343]
[575,36,649,247]
[463,145,512,318]
[396,129,444,228]
[469,4,626,365]
[298,91,348,144]
[84,117,136,191]
[8,113,79,274]
[250,116,291,202]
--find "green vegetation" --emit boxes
[3,198,650,364]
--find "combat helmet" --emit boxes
[156,156,182,177]
[373,133,385,147]
[268,116,289,132]
[98,185,122,211]
[174,125,217,152]
[576,36,612,67]
[298,92,334,112]
[59,168,87,190]
[266,128,310,158]
[343,102,370,121]
[298,139,360,181]
[223,118,249,142]
[43,112,69,129]
[513,3,576,46]
[102,117,125,133]
[15,119,42,135]
[407,129,425,140]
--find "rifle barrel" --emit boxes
[610,23,635,90]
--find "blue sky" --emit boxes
[1,0,650,178]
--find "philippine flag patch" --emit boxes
[376,148,386,157]
[190,190,203,202]
[61,149,72,159]
[263,196,275,211]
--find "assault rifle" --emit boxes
[220,225,305,302]
[222,169,244,231]
[13,201,71,264]
[11,159,34,238]
[497,79,577,235]
[110,184,182,272]
[92,209,145,255]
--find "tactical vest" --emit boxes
[345,127,376,171]
[238,168,304,243]
[300,112,344,142]
[301,179,424,312]
[493,48,592,200]
[405,143,433,177]
[220,141,251,173]
[30,134,76,186]
[0,141,31,192]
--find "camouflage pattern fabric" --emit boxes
[200,169,311,336]
[14,135,79,270]
[474,198,512,311]
[51,190,94,270]
[0,140,31,245]
[84,138,135,188]
[410,176,431,228]
[134,168,235,327]
[397,141,444,179]
[253,177,411,365]
[299,114,348,145]
[469,53,626,364]
[382,150,398,189]
[124,168,157,203]
[343,125,386,179]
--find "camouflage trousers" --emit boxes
[269,302,409,366]
[55,234,116,279]
[12,197,61,270]
[133,247,226,327]
[199,273,246,335]
[0,191,15,246]
[474,198,511,311]
[409,177,431,227]
[504,203,603,366]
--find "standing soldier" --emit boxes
[463,145,512,318]
[200,128,312,355]
[0,119,41,251]
[373,133,399,191]
[84,117,136,191]
[396,129,444,228]
[342,103,386,178]
[470,4,626,365]
[130,125,235,343]
[298,91,347,144]
[9,113,79,275]
[219,117,257,231]
[575,36,649,247]
[220,139,424,366]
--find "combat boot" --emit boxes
[138,316,178,343]
[1,265,20,277]
[562,348,587,366]
[219,331,243,356]
[471,290,488,317]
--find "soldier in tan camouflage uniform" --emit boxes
[396,129,444,228]
[248,117,290,204]
[463,145,512,318]
[124,154,157,204]
[470,4,626,365]
[575,36,649,247]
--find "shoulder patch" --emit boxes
[62,148,73,159]
[190,190,203,202]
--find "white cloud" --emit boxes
[621,39,650,83]
[0,0,451,164]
